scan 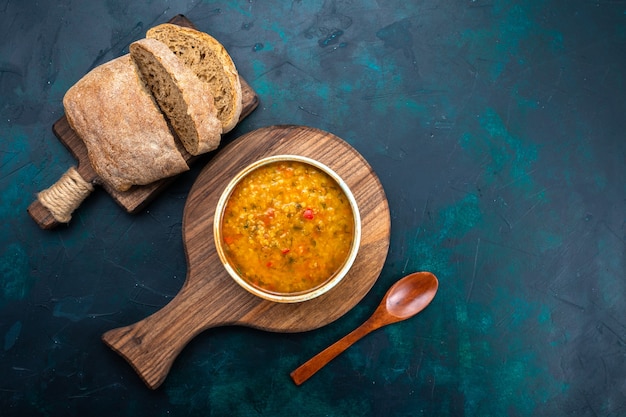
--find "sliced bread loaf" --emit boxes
[146,23,243,133]
[63,54,189,192]
[130,38,222,156]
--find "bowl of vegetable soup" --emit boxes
[214,155,361,303]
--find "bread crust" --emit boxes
[63,55,189,192]
[130,38,222,156]
[147,23,243,133]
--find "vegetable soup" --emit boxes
[220,160,356,294]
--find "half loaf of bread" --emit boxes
[147,23,243,133]
[63,55,189,192]
[130,38,222,156]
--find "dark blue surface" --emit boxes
[1,1,625,416]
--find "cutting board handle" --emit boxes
[28,166,94,229]
[101,278,224,389]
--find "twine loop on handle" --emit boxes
[37,167,94,223]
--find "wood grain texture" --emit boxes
[102,125,391,389]
[290,271,439,385]
[27,15,259,229]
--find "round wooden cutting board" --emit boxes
[102,125,391,389]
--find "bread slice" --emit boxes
[63,54,189,192]
[146,23,243,133]
[130,38,222,156]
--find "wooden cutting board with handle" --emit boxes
[102,125,391,389]
[27,15,259,229]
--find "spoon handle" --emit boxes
[290,317,379,385]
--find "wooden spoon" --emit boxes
[290,271,439,385]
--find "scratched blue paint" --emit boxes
[3,127,30,162]
[597,238,625,310]
[52,296,94,322]
[511,87,539,110]
[318,29,344,47]
[456,0,564,82]
[314,83,331,101]
[593,173,607,189]
[405,192,482,278]
[269,22,289,44]
[441,295,562,415]
[538,304,551,324]
[0,243,32,305]
[166,350,374,415]
[550,31,564,50]
[461,108,539,194]
[537,229,564,253]
[218,2,253,18]
[337,81,354,93]
[396,97,578,414]
[4,321,22,351]
[250,59,268,83]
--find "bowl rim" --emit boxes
[213,154,362,303]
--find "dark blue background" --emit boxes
[1,1,625,416]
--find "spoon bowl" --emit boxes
[385,272,439,319]
[290,271,438,385]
